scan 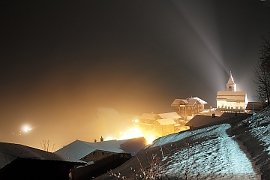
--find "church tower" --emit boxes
[216,71,247,111]
[226,71,236,91]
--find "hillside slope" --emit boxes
[96,108,270,180]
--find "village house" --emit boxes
[216,72,247,112]
[55,137,146,180]
[155,118,176,136]
[245,102,267,114]
[186,112,250,129]
[171,97,207,119]
[136,112,189,137]
[0,142,83,180]
[137,113,159,131]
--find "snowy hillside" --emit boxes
[148,124,257,179]
[248,107,270,155]
[96,107,270,180]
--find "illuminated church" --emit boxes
[216,72,247,112]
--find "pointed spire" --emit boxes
[226,71,236,91]
[227,71,234,84]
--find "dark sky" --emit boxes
[1,0,270,150]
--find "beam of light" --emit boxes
[173,1,227,91]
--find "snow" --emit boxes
[55,137,146,161]
[247,106,270,155]
[149,124,257,179]
[147,106,270,179]
[0,142,84,169]
[251,125,270,153]
[150,125,218,148]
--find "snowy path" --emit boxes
[152,124,259,179]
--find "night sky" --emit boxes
[1,0,270,150]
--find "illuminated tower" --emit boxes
[226,71,236,91]
[216,71,247,111]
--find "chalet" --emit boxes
[217,72,247,112]
[137,113,159,131]
[186,115,227,129]
[155,119,176,136]
[246,102,267,114]
[137,112,186,137]
[0,142,84,180]
[171,97,207,119]
[55,137,146,180]
[186,112,250,129]
[157,112,189,133]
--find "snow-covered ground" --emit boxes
[248,107,270,155]
[98,108,270,180]
[149,124,258,179]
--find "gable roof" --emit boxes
[217,91,247,102]
[158,112,181,119]
[186,115,227,128]
[217,91,247,96]
[55,137,147,160]
[171,97,207,106]
[191,97,207,105]
[139,113,158,120]
[156,119,176,125]
[171,99,188,106]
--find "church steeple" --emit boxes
[226,71,236,91]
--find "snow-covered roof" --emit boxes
[171,97,207,106]
[156,119,176,125]
[171,99,188,106]
[187,98,197,105]
[139,113,157,120]
[217,91,247,96]
[55,140,124,160]
[158,112,181,119]
[55,137,147,160]
[191,97,207,104]
[0,142,83,169]
[186,115,227,127]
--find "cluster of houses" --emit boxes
[135,72,266,137]
[1,72,267,180]
[0,137,146,180]
[134,97,207,138]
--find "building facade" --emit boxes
[171,97,207,119]
[216,72,247,111]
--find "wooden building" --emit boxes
[155,119,176,136]
[137,112,184,137]
[55,138,146,180]
[245,102,266,114]
[171,97,207,119]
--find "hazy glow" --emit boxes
[105,127,157,145]
[22,125,32,133]
[145,135,156,145]
[119,128,144,139]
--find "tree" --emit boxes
[40,140,55,152]
[255,34,270,106]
